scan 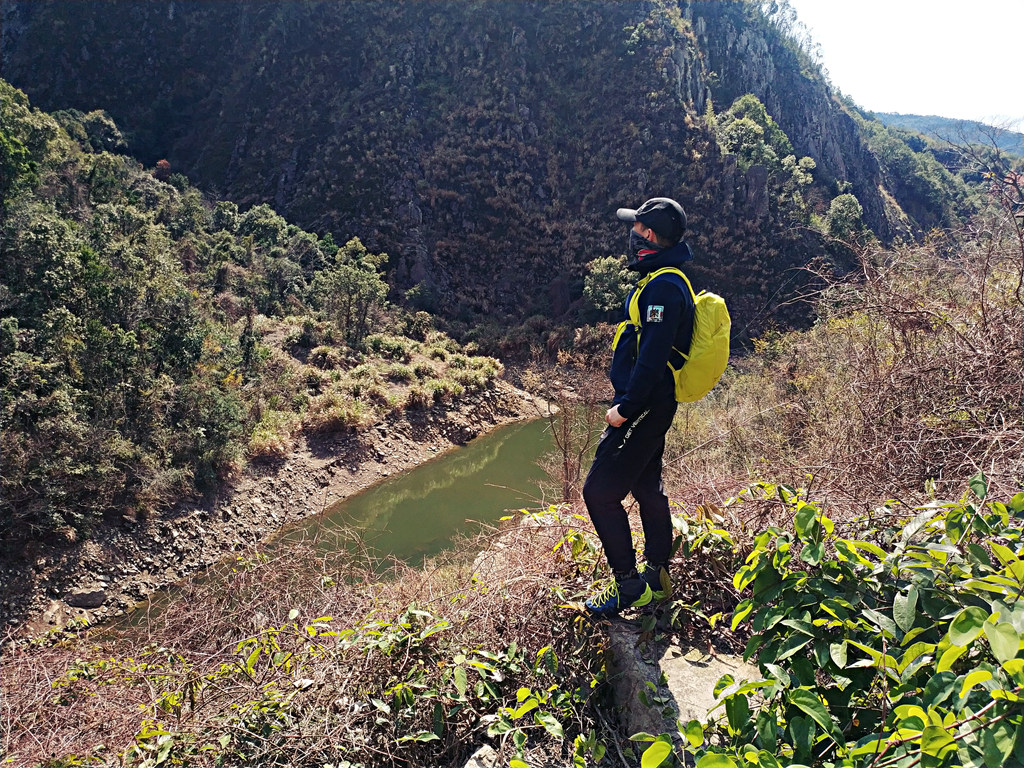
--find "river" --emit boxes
[278,418,554,567]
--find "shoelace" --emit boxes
[591,579,619,604]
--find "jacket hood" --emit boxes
[629,240,694,275]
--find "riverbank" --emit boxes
[0,379,548,641]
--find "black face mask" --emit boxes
[627,229,663,268]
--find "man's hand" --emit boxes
[605,405,627,427]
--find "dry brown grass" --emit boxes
[663,224,1023,521]
[1,514,611,767]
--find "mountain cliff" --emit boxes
[0,0,955,333]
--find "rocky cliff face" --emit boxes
[689,1,901,240]
[0,0,909,332]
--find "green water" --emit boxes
[119,419,554,627]
[282,418,553,566]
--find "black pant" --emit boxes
[582,399,677,575]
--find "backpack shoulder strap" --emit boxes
[640,266,695,300]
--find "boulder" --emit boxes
[606,623,760,737]
[65,589,107,609]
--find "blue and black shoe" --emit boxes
[585,574,653,616]
[641,561,672,601]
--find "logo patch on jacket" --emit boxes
[646,305,665,323]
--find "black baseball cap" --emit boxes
[616,197,687,242]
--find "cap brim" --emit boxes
[616,207,638,222]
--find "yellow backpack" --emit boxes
[612,267,731,403]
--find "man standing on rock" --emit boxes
[583,197,695,616]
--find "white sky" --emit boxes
[783,0,1024,131]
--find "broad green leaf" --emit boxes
[432,701,444,737]
[963,577,1017,597]
[695,755,739,768]
[981,717,1016,767]
[534,711,564,738]
[863,607,899,638]
[1002,657,1024,683]
[921,671,957,707]
[829,641,848,668]
[948,606,988,646]
[894,587,919,632]
[763,662,791,688]
[1009,492,1024,514]
[789,715,815,759]
[794,503,818,541]
[920,725,957,758]
[756,750,781,768]
[894,704,927,725]
[936,645,967,673]
[453,666,467,697]
[967,542,992,567]
[713,674,735,698]
[847,640,899,672]
[397,731,440,743]
[969,472,988,500]
[510,698,539,719]
[776,633,813,662]
[735,680,773,696]
[850,539,887,560]
[781,618,816,637]
[984,621,1021,664]
[849,738,886,757]
[990,542,1018,568]
[800,541,824,565]
[734,561,760,591]
[756,711,776,751]
[959,670,994,698]
[1004,559,1024,584]
[898,641,936,675]
[684,719,704,747]
[726,693,751,733]
[731,599,753,631]
[789,689,841,743]
[640,740,673,768]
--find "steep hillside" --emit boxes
[876,112,1024,156]
[0,0,965,333]
[0,78,505,542]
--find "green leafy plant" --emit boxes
[678,475,1024,768]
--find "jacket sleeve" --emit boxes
[616,279,691,419]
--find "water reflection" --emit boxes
[280,419,552,566]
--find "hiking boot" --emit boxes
[641,562,672,600]
[585,574,653,616]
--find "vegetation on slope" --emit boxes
[5,195,1021,767]
[0,80,502,541]
[0,0,977,335]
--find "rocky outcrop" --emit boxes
[606,622,760,740]
[690,1,897,240]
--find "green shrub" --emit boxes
[308,345,343,369]
[247,410,299,458]
[305,393,372,431]
[671,475,1024,768]
[364,333,412,361]
[406,385,432,409]
[412,362,436,380]
[384,363,415,383]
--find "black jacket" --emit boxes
[609,241,696,419]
